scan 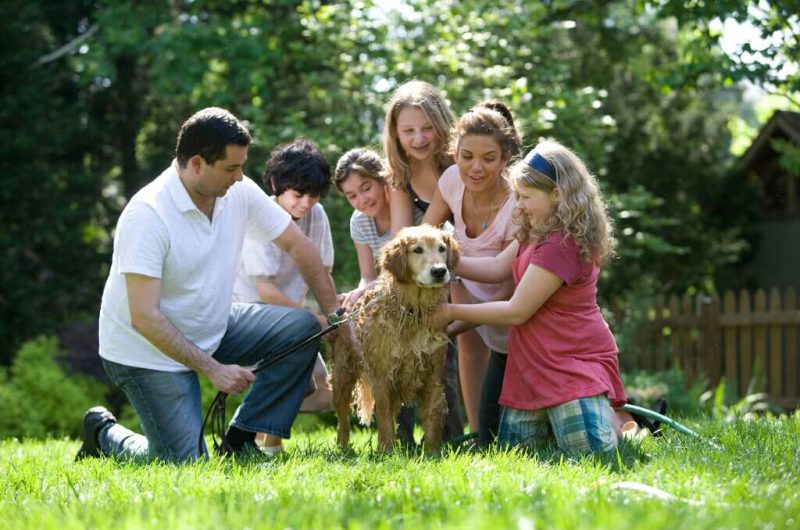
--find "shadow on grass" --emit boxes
[226,431,654,473]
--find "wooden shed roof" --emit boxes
[741,110,800,171]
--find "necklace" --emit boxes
[466,188,507,233]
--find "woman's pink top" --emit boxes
[439,164,516,353]
[500,232,627,410]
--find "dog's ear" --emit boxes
[444,233,461,271]
[380,236,407,279]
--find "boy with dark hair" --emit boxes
[263,138,331,198]
[232,138,336,455]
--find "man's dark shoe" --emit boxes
[75,406,117,461]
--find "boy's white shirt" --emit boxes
[233,200,334,305]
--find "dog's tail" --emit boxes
[354,380,375,425]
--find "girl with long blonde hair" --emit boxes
[383,80,455,233]
[382,81,464,445]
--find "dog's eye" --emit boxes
[438,245,446,253]
[413,247,423,254]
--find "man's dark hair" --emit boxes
[175,107,251,168]
[264,138,331,198]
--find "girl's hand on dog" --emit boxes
[432,304,453,331]
[446,319,477,339]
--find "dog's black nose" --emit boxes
[430,265,447,281]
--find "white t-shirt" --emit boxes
[233,201,334,304]
[99,161,291,371]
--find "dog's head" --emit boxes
[380,224,461,286]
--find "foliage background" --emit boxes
[2,0,798,369]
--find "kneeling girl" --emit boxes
[434,139,626,455]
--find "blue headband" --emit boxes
[524,151,557,182]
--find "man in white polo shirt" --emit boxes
[76,107,350,462]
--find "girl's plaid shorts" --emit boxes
[498,394,617,455]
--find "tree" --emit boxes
[375,0,757,299]
[655,0,800,180]
[0,0,111,363]
[2,0,791,363]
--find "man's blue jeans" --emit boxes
[99,303,320,462]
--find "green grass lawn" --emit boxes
[1,414,798,530]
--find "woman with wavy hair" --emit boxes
[422,100,522,446]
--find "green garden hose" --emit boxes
[620,403,702,439]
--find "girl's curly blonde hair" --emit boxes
[382,80,455,189]
[507,140,616,264]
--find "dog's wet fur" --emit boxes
[330,225,461,452]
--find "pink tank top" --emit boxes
[439,164,516,353]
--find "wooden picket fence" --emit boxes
[622,287,799,409]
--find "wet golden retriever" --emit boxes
[330,224,460,452]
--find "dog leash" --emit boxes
[200,307,347,456]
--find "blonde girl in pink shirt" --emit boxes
[434,140,627,455]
